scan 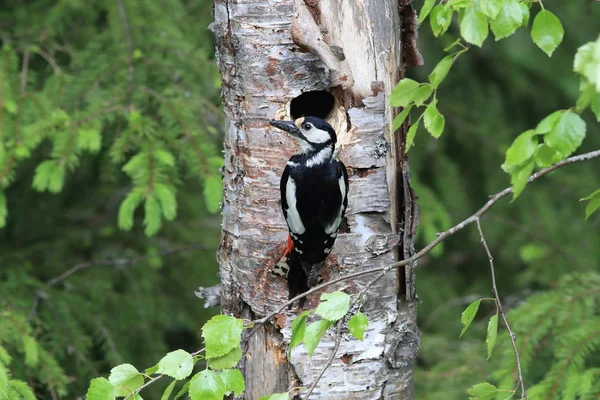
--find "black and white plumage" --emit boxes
[270,116,349,294]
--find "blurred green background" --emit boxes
[0,0,599,399]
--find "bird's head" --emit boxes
[270,116,336,154]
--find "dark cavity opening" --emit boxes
[290,91,335,120]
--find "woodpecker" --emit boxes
[270,116,349,294]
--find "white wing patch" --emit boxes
[285,176,306,235]
[325,175,347,234]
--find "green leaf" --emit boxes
[108,364,144,397]
[479,0,501,19]
[430,4,453,37]
[581,189,600,219]
[85,378,116,400]
[423,99,445,138]
[289,310,312,355]
[172,381,189,400]
[531,10,564,57]
[392,105,413,132]
[348,312,368,341]
[535,110,561,134]
[576,81,596,112]
[592,93,600,122]
[118,189,144,231]
[208,346,242,370]
[428,55,454,88]
[545,111,586,158]
[22,335,38,367]
[220,369,245,396]
[204,174,223,214]
[0,192,7,228]
[304,319,334,357]
[574,38,600,91]
[504,130,538,167]
[202,315,244,359]
[144,193,162,236]
[413,85,434,106]
[460,299,481,337]
[160,381,176,400]
[486,313,498,359]
[447,0,470,9]
[189,370,226,400]
[156,350,194,380]
[520,2,530,27]
[418,0,436,24]
[534,144,561,168]
[406,118,420,151]
[460,8,488,47]
[315,291,350,321]
[467,382,498,400]
[389,79,421,107]
[259,394,289,400]
[510,159,535,200]
[489,0,523,40]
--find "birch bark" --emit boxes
[212,1,421,398]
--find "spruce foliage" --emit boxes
[0,0,222,398]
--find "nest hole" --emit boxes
[290,90,335,120]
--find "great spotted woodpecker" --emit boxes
[270,116,349,295]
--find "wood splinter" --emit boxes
[290,0,354,89]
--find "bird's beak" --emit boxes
[270,119,301,137]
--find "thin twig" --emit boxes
[476,219,526,399]
[304,320,343,399]
[124,375,162,400]
[35,48,61,74]
[29,244,215,320]
[45,244,214,287]
[20,49,29,94]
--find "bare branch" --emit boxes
[45,244,214,288]
[476,219,526,399]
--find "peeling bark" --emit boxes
[212,1,420,398]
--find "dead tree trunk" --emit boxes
[212,1,422,398]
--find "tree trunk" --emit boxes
[212,0,421,398]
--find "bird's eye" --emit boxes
[302,123,312,131]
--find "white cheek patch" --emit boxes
[285,176,306,235]
[304,128,331,144]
